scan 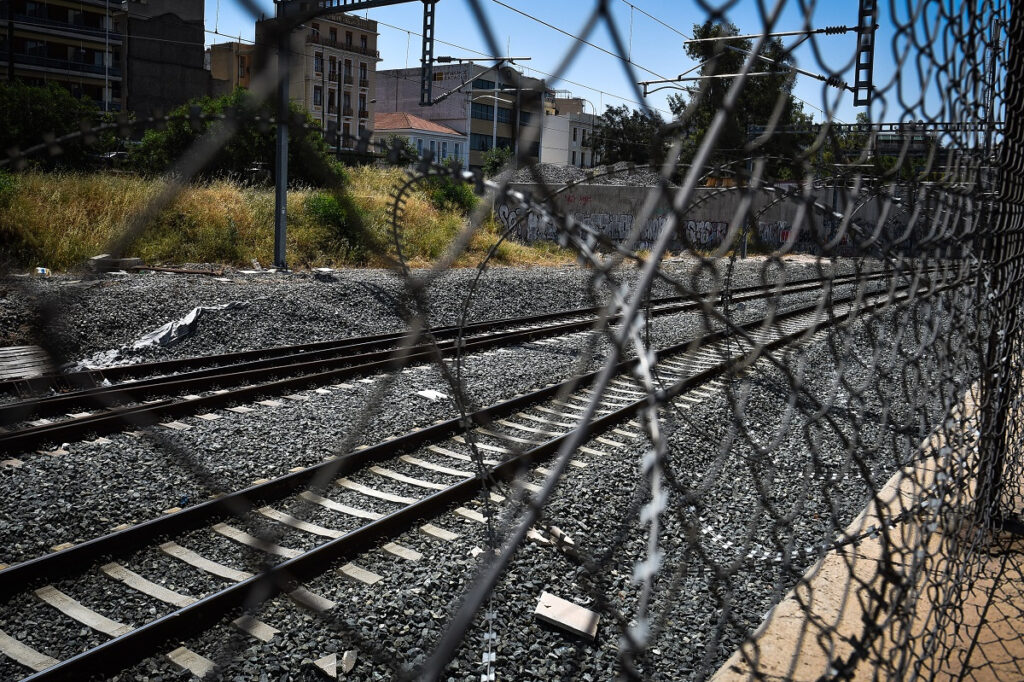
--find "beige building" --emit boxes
[207,41,255,94]
[256,12,380,149]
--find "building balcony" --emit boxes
[11,53,121,78]
[305,34,379,59]
[343,74,353,85]
[343,106,353,117]
[14,14,122,42]
[358,78,369,89]
[358,109,368,118]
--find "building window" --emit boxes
[433,71,444,82]
[496,136,512,149]
[571,151,576,165]
[237,56,246,79]
[329,56,336,78]
[358,94,366,114]
[519,111,532,125]
[416,138,423,154]
[360,34,367,51]
[429,140,437,157]
[343,122,351,147]
[311,23,320,38]
[345,31,352,47]
[313,86,323,107]
[344,59,352,80]
[454,142,461,160]
[329,28,337,43]
[441,141,448,158]
[314,52,323,74]
[359,62,367,82]
[470,133,491,151]
[473,78,495,90]
[496,107,512,124]
[572,127,578,142]
[328,90,336,113]
[343,92,351,110]
[471,102,494,121]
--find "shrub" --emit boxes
[422,176,477,214]
[481,146,513,177]
[129,88,342,187]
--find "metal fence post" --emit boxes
[273,3,290,270]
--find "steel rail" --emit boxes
[0,267,910,399]
[5,277,960,681]
[0,271,904,453]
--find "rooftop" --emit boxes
[374,112,463,136]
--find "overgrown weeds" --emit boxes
[0,167,573,271]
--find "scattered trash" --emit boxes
[131,302,248,350]
[416,389,448,402]
[34,267,51,277]
[341,650,357,674]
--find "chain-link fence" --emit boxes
[1,0,1022,680]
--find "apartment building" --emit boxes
[540,95,600,168]
[256,12,380,149]
[1,0,122,110]
[114,0,208,117]
[376,62,546,171]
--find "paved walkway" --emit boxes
[712,391,1024,681]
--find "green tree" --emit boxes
[481,146,513,177]
[379,134,419,165]
[129,88,342,186]
[591,105,667,165]
[0,81,101,169]
[672,21,814,180]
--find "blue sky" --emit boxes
[205,1,1000,127]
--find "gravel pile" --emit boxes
[0,258,864,369]
[507,162,669,187]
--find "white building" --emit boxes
[540,98,599,168]
[372,112,467,164]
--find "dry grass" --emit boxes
[0,169,575,271]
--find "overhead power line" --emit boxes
[486,0,672,82]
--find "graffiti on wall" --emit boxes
[496,202,681,250]
[683,220,729,247]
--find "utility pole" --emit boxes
[273,0,291,269]
[271,0,440,270]
[7,0,15,82]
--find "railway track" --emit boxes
[0,274,958,681]
[0,268,924,455]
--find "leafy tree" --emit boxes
[591,105,667,165]
[671,20,814,180]
[129,88,342,186]
[0,81,101,169]
[379,134,419,165]
[481,146,513,177]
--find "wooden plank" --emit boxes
[100,563,196,608]
[212,523,302,558]
[0,628,58,672]
[34,585,131,637]
[535,591,599,640]
[159,541,253,582]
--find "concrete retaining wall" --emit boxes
[496,183,919,254]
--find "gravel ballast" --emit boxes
[0,259,972,681]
